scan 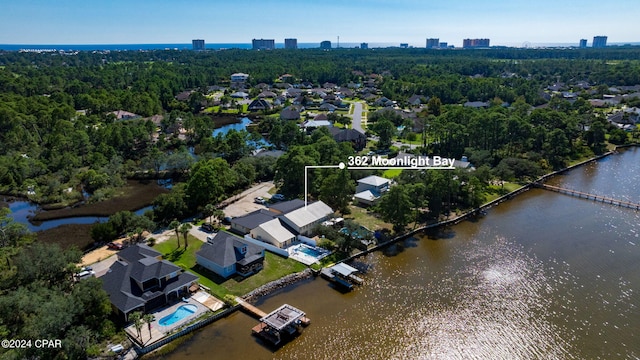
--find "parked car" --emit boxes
[75,270,96,280]
[107,242,123,250]
[201,223,215,232]
[222,216,233,225]
[254,196,266,204]
[271,194,286,202]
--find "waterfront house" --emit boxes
[354,175,391,205]
[250,218,297,248]
[247,99,272,112]
[281,201,334,236]
[196,232,265,278]
[100,244,198,321]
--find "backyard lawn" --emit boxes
[153,235,307,299]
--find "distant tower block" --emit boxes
[579,39,587,48]
[192,39,205,51]
[284,38,298,49]
[426,38,439,49]
[592,36,607,48]
[320,40,332,50]
[252,39,275,50]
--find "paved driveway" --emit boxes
[222,181,275,218]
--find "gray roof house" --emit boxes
[230,209,277,235]
[268,199,306,215]
[100,244,198,321]
[248,99,272,112]
[281,106,301,120]
[328,128,367,151]
[196,232,265,279]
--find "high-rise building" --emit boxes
[192,39,205,51]
[462,38,490,48]
[439,42,448,48]
[284,38,298,49]
[320,40,332,50]
[426,38,439,49]
[593,36,608,48]
[360,43,369,49]
[252,39,275,50]
[579,39,587,48]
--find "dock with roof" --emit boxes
[321,262,363,290]
[250,304,310,345]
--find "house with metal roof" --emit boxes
[100,244,198,321]
[250,218,297,248]
[196,232,265,278]
[354,175,391,206]
[281,201,334,236]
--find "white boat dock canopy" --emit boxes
[330,263,359,277]
[260,304,305,331]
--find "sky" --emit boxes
[1,0,638,47]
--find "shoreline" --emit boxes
[131,145,636,357]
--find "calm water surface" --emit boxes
[163,148,640,360]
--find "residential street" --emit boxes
[351,101,366,134]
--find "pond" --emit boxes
[212,117,272,149]
[5,200,153,232]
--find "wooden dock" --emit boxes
[535,183,640,210]
[236,297,267,318]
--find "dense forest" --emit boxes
[1,47,639,206]
[1,46,640,357]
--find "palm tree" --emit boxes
[213,209,225,226]
[169,220,181,247]
[143,313,155,342]
[129,311,143,341]
[204,204,216,225]
[179,223,192,249]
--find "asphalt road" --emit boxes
[351,101,365,134]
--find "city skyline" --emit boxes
[1,0,639,47]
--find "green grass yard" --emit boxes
[153,234,307,299]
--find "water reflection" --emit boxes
[5,200,153,232]
[155,149,640,360]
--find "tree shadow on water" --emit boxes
[422,227,456,241]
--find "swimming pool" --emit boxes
[297,245,326,257]
[158,304,198,327]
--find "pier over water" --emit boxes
[534,183,640,210]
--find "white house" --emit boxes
[281,201,334,236]
[356,175,391,194]
[354,175,391,206]
[250,218,297,249]
[231,73,249,82]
